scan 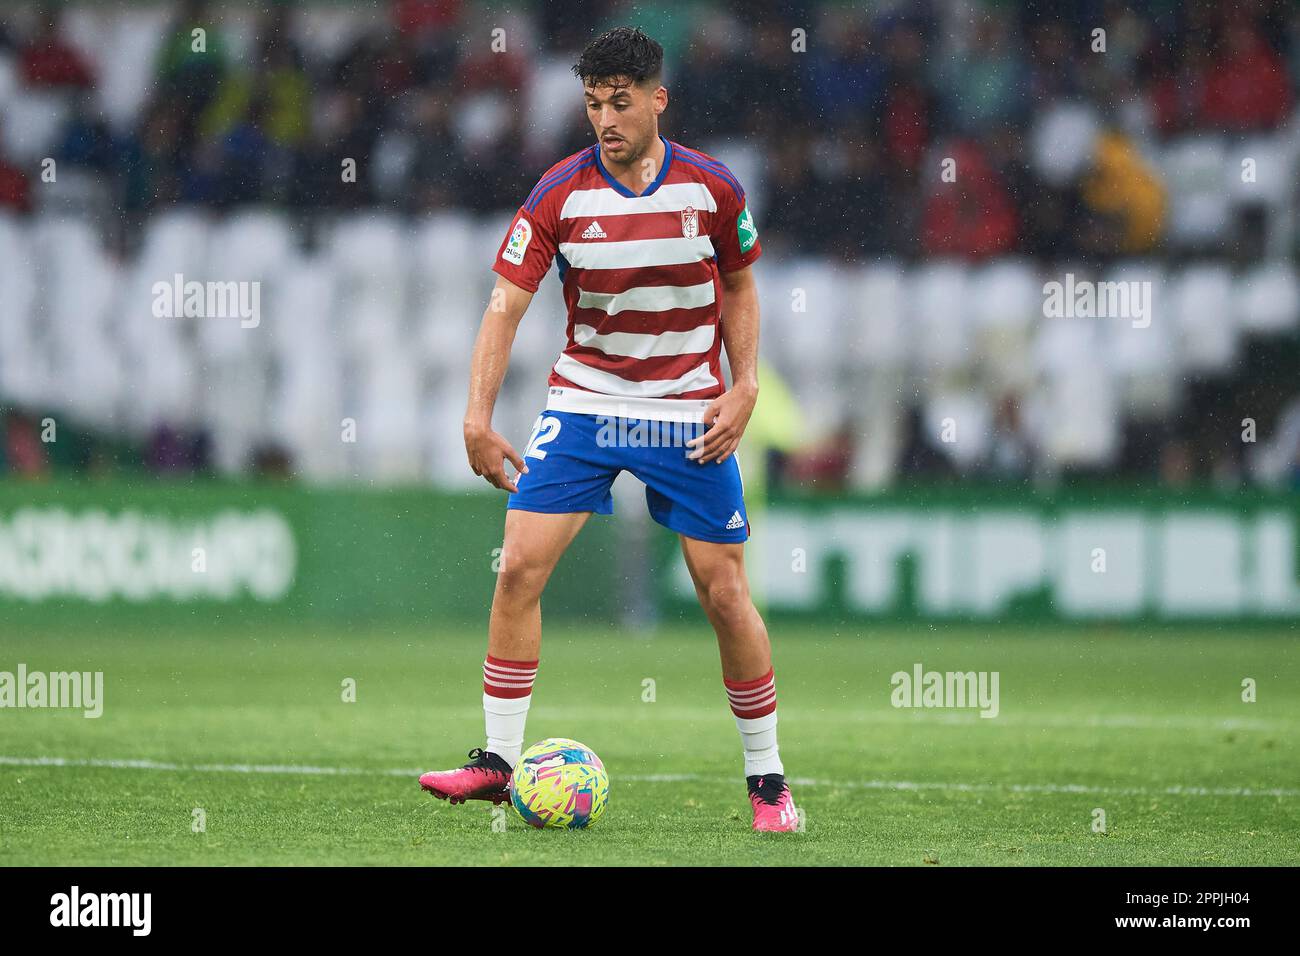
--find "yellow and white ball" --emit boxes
[509,737,609,829]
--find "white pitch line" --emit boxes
[2,755,1296,799]
[890,714,1291,731]
[530,708,1297,732]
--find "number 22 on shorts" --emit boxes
[523,415,561,460]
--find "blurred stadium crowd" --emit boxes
[1,0,1298,489]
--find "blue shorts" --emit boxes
[506,410,749,544]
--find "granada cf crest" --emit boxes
[681,205,698,240]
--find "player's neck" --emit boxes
[602,133,666,196]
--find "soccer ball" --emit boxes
[509,737,609,829]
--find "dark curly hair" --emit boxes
[571,26,663,88]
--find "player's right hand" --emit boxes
[464,422,528,494]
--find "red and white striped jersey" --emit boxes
[492,136,761,421]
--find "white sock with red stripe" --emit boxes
[725,667,784,778]
[482,654,537,769]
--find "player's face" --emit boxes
[583,78,665,166]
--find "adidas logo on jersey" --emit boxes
[581,220,607,239]
[725,511,744,530]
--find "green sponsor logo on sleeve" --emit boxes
[738,203,757,253]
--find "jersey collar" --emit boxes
[595,135,673,198]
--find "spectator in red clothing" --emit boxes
[921,140,1019,259]
[456,39,527,94]
[3,411,49,477]
[0,139,32,213]
[19,8,94,89]
[392,0,462,37]
[1200,22,1292,131]
[879,23,934,175]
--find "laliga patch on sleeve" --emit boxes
[737,203,757,253]
[502,217,532,265]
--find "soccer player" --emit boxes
[419,27,797,832]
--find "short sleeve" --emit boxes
[492,203,558,293]
[712,179,762,273]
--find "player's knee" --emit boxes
[494,554,550,604]
[702,574,752,623]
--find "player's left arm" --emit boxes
[688,265,759,464]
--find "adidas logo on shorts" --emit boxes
[725,511,744,530]
[581,220,607,239]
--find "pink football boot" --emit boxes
[419,748,512,805]
[748,774,800,832]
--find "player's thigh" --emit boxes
[498,508,591,585]
[632,440,749,545]
[679,534,751,597]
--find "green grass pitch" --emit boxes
[1,622,1297,866]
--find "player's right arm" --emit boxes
[465,164,566,492]
[464,275,534,494]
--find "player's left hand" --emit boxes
[687,383,757,464]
